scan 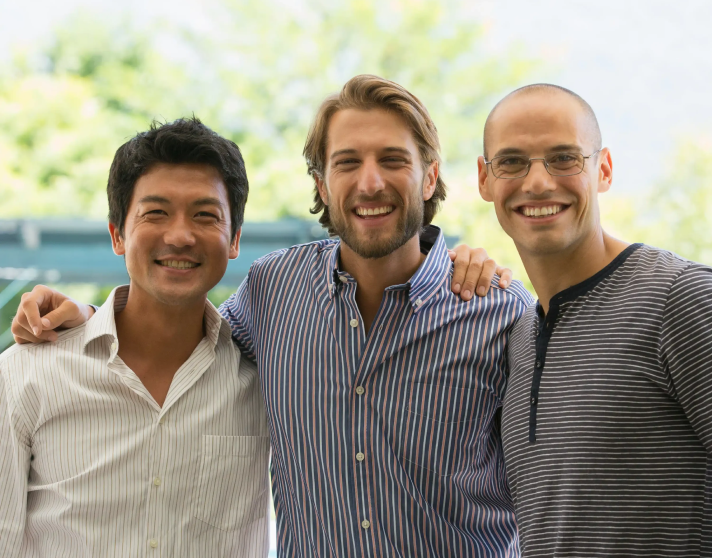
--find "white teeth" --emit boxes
[355,206,394,216]
[521,205,564,218]
[159,260,199,269]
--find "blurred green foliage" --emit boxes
[0,0,535,226]
[1,0,711,351]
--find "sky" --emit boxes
[2,0,711,195]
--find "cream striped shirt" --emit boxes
[0,286,270,557]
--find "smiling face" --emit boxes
[478,91,612,258]
[109,163,239,307]
[315,108,437,259]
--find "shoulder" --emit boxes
[623,244,696,278]
[484,277,535,316]
[0,325,88,384]
[629,244,711,294]
[246,238,339,280]
[495,277,535,308]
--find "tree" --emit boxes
[0,0,535,228]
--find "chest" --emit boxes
[503,307,681,449]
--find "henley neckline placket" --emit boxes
[528,242,644,443]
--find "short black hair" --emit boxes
[483,83,602,160]
[107,117,248,239]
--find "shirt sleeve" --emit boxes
[219,272,257,362]
[0,367,31,557]
[659,264,712,455]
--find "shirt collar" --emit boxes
[406,226,450,310]
[83,285,230,358]
[325,225,451,311]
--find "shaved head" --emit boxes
[483,84,602,159]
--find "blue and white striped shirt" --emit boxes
[220,227,532,557]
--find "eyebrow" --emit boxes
[492,144,584,158]
[138,196,225,208]
[330,146,414,160]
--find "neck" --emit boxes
[339,234,425,332]
[519,227,630,315]
[115,286,206,363]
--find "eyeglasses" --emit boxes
[485,149,602,179]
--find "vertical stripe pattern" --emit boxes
[0,286,270,557]
[221,228,533,557]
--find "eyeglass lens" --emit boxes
[492,153,585,178]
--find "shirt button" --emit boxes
[153,477,162,486]
[350,318,358,328]
[531,396,538,406]
[339,276,348,283]
[356,452,365,462]
[158,417,165,425]
[148,539,158,548]
[535,360,542,368]
[110,342,117,352]
[361,520,371,529]
[355,386,365,395]
[415,298,423,307]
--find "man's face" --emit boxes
[478,93,612,258]
[316,108,437,259]
[110,163,239,306]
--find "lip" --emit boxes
[512,202,571,224]
[154,258,202,274]
[351,204,397,226]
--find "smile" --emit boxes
[354,206,395,217]
[517,204,568,218]
[156,260,200,269]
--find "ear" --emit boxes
[597,148,613,194]
[478,156,494,202]
[109,222,126,256]
[422,161,438,201]
[229,228,241,260]
[315,174,329,205]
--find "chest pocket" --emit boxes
[193,435,269,531]
[397,382,500,477]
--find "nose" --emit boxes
[356,157,386,196]
[521,159,557,195]
[163,215,197,248]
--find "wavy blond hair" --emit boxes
[304,74,446,235]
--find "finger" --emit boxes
[11,316,55,344]
[496,266,513,289]
[461,258,487,301]
[18,290,47,338]
[452,246,487,296]
[42,300,83,330]
[475,258,498,297]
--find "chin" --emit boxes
[152,286,208,306]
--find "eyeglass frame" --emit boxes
[484,148,603,179]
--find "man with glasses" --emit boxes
[478,83,712,557]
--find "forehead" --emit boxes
[131,163,227,204]
[488,92,593,155]
[326,108,419,155]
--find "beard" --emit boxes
[329,193,424,259]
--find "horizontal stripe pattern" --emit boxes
[503,245,712,557]
[0,286,270,558]
[221,227,533,557]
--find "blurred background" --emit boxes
[1,0,711,552]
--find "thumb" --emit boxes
[41,300,81,330]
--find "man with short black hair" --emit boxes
[0,118,270,557]
[479,84,712,557]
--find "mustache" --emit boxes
[345,194,402,209]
